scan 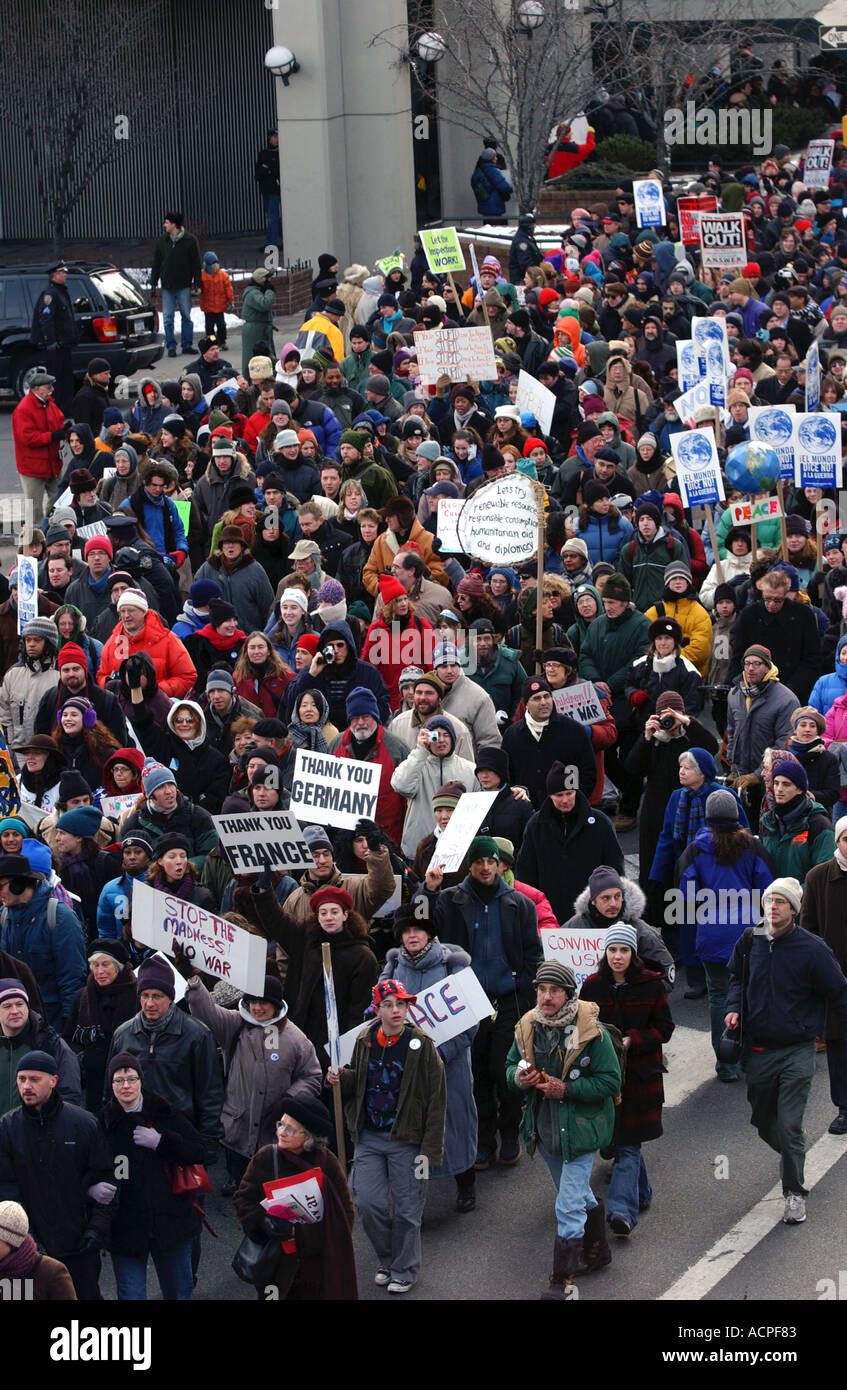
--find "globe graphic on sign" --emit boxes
[697,320,723,343]
[755,409,793,446]
[797,415,837,451]
[678,432,713,466]
[725,441,781,494]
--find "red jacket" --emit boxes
[362,614,434,711]
[235,669,292,718]
[12,391,65,480]
[513,879,558,932]
[333,724,406,848]
[545,128,595,180]
[96,611,197,698]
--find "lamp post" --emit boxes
[516,1,546,36]
[264,46,300,261]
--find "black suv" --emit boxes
[0,262,164,400]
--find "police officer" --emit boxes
[31,264,79,412]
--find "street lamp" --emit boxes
[264,45,300,85]
[516,1,546,33]
[415,31,446,62]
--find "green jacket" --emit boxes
[759,797,835,882]
[578,605,650,697]
[341,458,398,510]
[468,644,527,719]
[339,1019,446,1164]
[619,529,686,613]
[506,1002,620,1163]
[341,347,373,394]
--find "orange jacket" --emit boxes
[362,519,449,597]
[199,268,233,313]
[96,611,197,698]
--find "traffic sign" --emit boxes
[819,24,847,49]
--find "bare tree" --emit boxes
[0,0,177,254]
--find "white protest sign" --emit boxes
[149,950,186,1004]
[436,496,464,553]
[515,370,555,434]
[692,315,731,379]
[416,326,497,386]
[633,178,666,229]
[728,496,782,526]
[670,426,725,508]
[468,240,482,292]
[100,793,138,823]
[213,809,314,873]
[330,967,493,1066]
[456,473,542,564]
[75,521,109,542]
[699,212,746,270]
[427,788,499,873]
[675,379,711,424]
[747,404,795,481]
[290,749,381,830]
[54,487,73,510]
[806,339,821,413]
[793,412,841,489]
[130,880,267,994]
[541,925,606,987]
[552,680,605,724]
[16,555,38,635]
[804,139,834,190]
[419,226,465,274]
[676,340,701,392]
[323,950,341,1073]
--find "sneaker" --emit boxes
[498,1139,521,1166]
[374,1267,391,1286]
[828,1110,847,1135]
[783,1193,806,1225]
[609,1213,632,1236]
[387,1277,415,1294]
[474,1149,494,1171]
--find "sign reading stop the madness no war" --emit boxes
[130,880,267,995]
[329,967,493,1066]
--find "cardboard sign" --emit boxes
[805,340,821,414]
[793,411,841,488]
[552,681,606,725]
[541,925,605,987]
[290,749,381,830]
[670,426,725,508]
[377,253,404,276]
[130,880,267,994]
[804,139,834,190]
[728,496,782,525]
[100,793,138,823]
[330,967,493,1066]
[436,496,464,553]
[456,473,542,564]
[468,241,482,294]
[677,194,717,246]
[213,810,314,873]
[515,369,555,434]
[419,226,465,274]
[427,789,500,873]
[16,555,38,635]
[699,212,746,269]
[747,404,795,481]
[416,325,497,386]
[676,340,701,392]
[633,178,666,229]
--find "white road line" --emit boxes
[658,1132,847,1300]
[663,1024,716,1108]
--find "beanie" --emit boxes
[303,823,333,854]
[546,760,575,795]
[583,479,611,506]
[141,762,177,797]
[474,746,510,782]
[243,974,284,1009]
[761,877,803,915]
[208,598,238,628]
[431,780,465,810]
[601,572,631,603]
[588,865,623,899]
[88,938,130,967]
[366,374,390,397]
[108,1051,144,1083]
[377,573,406,606]
[398,665,425,689]
[0,978,28,1006]
[116,588,149,614]
[206,668,235,693]
[772,759,808,793]
[83,535,113,560]
[136,955,176,1000]
[467,835,499,863]
[664,559,692,584]
[533,961,576,993]
[22,617,59,647]
[655,690,685,714]
[704,786,740,828]
[713,583,738,606]
[56,805,102,839]
[522,675,552,702]
[637,501,661,526]
[743,644,772,667]
[603,921,638,952]
[190,579,222,608]
[16,1050,58,1075]
[57,770,91,802]
[0,1201,29,1249]
[57,642,87,669]
[339,429,368,453]
[492,836,515,865]
[345,686,380,722]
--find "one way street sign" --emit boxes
[820,24,847,49]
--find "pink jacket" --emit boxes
[824,694,847,746]
[513,878,558,933]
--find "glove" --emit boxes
[171,940,197,980]
[630,690,650,707]
[79,1231,102,1253]
[50,427,68,443]
[262,1213,294,1240]
[257,864,273,893]
[87,1181,117,1206]
[123,654,145,689]
[169,550,187,569]
[133,1124,162,1150]
[495,710,509,727]
[735,773,760,791]
[161,554,176,572]
[354,818,382,852]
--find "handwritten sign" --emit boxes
[330,967,493,1066]
[699,212,746,270]
[427,789,499,873]
[670,426,725,508]
[515,370,555,434]
[415,325,497,386]
[213,810,314,872]
[728,496,782,525]
[436,496,464,553]
[456,473,542,564]
[290,749,381,830]
[100,793,138,823]
[419,226,465,274]
[552,680,606,724]
[540,926,605,987]
[130,880,266,994]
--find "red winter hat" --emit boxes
[210,425,234,439]
[310,886,353,915]
[743,262,761,278]
[57,643,87,669]
[83,535,113,559]
[378,573,406,605]
[296,633,319,654]
[538,288,559,309]
[523,437,546,457]
[794,219,812,233]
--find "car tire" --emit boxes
[13,354,43,401]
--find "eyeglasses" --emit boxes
[276,1122,305,1137]
[173,716,196,726]
[113,1077,139,1087]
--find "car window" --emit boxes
[88,270,146,311]
[67,276,94,312]
[0,279,27,323]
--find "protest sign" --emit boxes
[728,496,782,526]
[330,967,493,1066]
[16,555,38,635]
[805,339,821,413]
[699,212,746,270]
[633,178,666,229]
[419,226,465,274]
[322,944,341,1075]
[692,316,730,377]
[676,340,701,392]
[515,370,555,435]
[677,194,717,246]
[552,681,605,724]
[541,925,606,987]
[377,252,404,276]
[675,379,712,424]
[804,139,834,190]
[415,326,497,386]
[468,240,481,292]
[263,1170,324,1224]
[290,749,381,830]
[213,809,315,872]
[427,789,499,873]
[670,426,725,508]
[130,880,266,994]
[747,404,795,481]
[456,473,542,564]
[793,412,841,488]
[436,496,464,553]
[101,793,138,823]
[0,725,20,817]
[346,873,402,918]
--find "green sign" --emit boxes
[419,227,465,274]
[173,498,192,534]
[377,253,404,276]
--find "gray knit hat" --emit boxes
[22,617,59,647]
[705,789,740,827]
[664,559,693,583]
[762,876,803,915]
[0,1201,28,1249]
[533,961,577,993]
[603,921,638,952]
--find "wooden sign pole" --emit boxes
[779,479,789,560]
[322,942,347,1175]
[535,499,546,673]
[704,504,723,583]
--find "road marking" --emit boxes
[658,1132,847,1300]
[663,1024,716,1108]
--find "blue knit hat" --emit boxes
[772,759,808,793]
[57,805,102,839]
[683,747,718,781]
[190,579,222,608]
[603,921,638,952]
[345,686,380,722]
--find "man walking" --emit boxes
[150,211,202,358]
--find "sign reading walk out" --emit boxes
[289,750,381,830]
[698,212,746,270]
[419,227,465,274]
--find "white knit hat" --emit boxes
[0,1200,28,1248]
[116,587,149,614]
[762,877,803,915]
[279,587,308,614]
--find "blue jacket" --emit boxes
[577,511,633,567]
[0,880,87,1027]
[122,490,188,557]
[281,618,390,728]
[97,869,147,941]
[726,923,847,1047]
[650,780,748,884]
[676,827,774,963]
[473,157,513,217]
[808,635,847,714]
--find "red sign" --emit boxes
[677,194,718,247]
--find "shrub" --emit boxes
[594,135,657,170]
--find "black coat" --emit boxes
[99,1091,205,1257]
[65,967,139,1111]
[69,380,111,435]
[515,792,624,923]
[728,600,822,704]
[125,702,232,814]
[502,710,597,808]
[788,740,841,813]
[624,721,719,894]
[34,679,129,746]
[580,966,674,1144]
[108,1007,224,1158]
[476,782,535,855]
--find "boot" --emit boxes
[540,1235,583,1300]
[683,964,707,1000]
[576,1198,612,1275]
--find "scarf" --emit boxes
[141,1003,176,1035]
[672,781,711,848]
[533,994,579,1031]
[399,940,440,970]
[835,848,847,872]
[74,964,137,1041]
[790,737,823,756]
[524,712,549,741]
[195,622,247,649]
[289,713,329,753]
[0,1234,38,1279]
[651,653,677,673]
[453,404,475,429]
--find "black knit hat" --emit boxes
[393,899,435,942]
[276,1094,333,1138]
[713,582,738,606]
[108,1051,143,1083]
[474,746,509,782]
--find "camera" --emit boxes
[321,646,336,665]
[658,714,677,730]
[716,1025,742,1066]
[426,729,441,745]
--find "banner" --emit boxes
[728,496,782,525]
[416,325,497,386]
[290,749,381,830]
[419,226,465,274]
[16,555,38,635]
[699,212,746,270]
[793,412,841,488]
[456,473,542,564]
[805,340,821,414]
[330,967,493,1066]
[514,370,555,434]
[130,880,267,994]
[552,680,606,724]
[436,496,464,553]
[213,810,314,872]
[804,139,834,190]
[747,404,795,481]
[427,789,499,873]
[541,925,605,987]
[677,193,717,246]
[692,316,731,380]
[633,178,666,229]
[670,426,725,508]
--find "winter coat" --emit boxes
[717,504,781,557]
[240,285,276,373]
[506,1002,620,1162]
[0,1009,81,1117]
[379,940,477,1177]
[468,645,527,720]
[726,923,847,1049]
[759,795,835,882]
[603,361,652,427]
[619,529,686,612]
[577,509,634,568]
[97,611,197,699]
[579,605,650,701]
[0,663,59,752]
[12,391,65,480]
[339,1018,446,1164]
[787,738,840,812]
[192,457,257,535]
[580,966,673,1144]
[0,880,87,1028]
[186,981,321,1158]
[825,692,847,749]
[391,745,480,857]
[427,874,543,1001]
[282,619,390,729]
[476,782,535,855]
[801,859,847,1039]
[126,700,231,813]
[361,518,448,596]
[361,613,434,711]
[193,552,275,638]
[439,671,502,754]
[729,599,822,704]
[108,1006,224,1158]
[327,725,408,847]
[502,711,597,809]
[515,791,623,923]
[676,827,776,964]
[649,777,748,886]
[644,595,713,677]
[252,848,395,940]
[120,794,218,872]
[625,651,703,720]
[472,154,513,216]
[726,677,800,774]
[810,636,847,716]
[564,880,675,984]
[64,967,138,1111]
[388,704,475,761]
[699,551,752,611]
[99,1091,205,1256]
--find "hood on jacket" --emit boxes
[137,376,163,408]
[586,341,610,375]
[319,618,358,657]
[167,699,208,748]
[114,442,138,473]
[69,423,97,465]
[102,746,146,796]
[238,997,288,1026]
[573,874,646,921]
[180,374,204,407]
[595,411,623,448]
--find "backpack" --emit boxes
[627,534,675,563]
[0,896,59,932]
[471,163,492,203]
[599,1021,627,1104]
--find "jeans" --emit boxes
[703,960,738,1079]
[264,193,282,248]
[161,286,194,351]
[112,1239,194,1300]
[538,1145,597,1239]
[608,1144,652,1227]
[746,1041,815,1195]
